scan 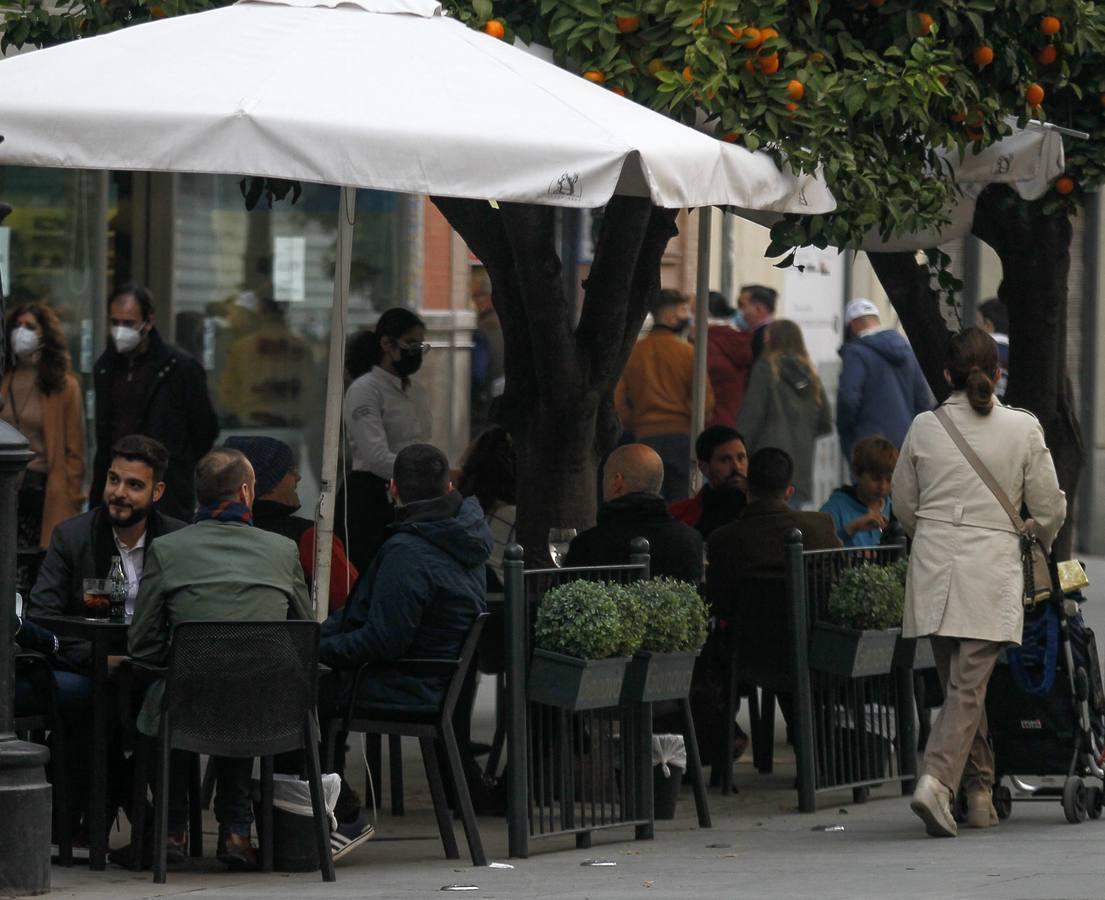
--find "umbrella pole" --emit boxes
[689,207,712,495]
[313,185,356,623]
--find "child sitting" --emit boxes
[820,436,897,547]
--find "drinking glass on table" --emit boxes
[82,578,112,619]
[547,528,577,568]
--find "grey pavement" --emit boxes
[41,557,1105,899]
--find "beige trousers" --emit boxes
[922,636,1003,794]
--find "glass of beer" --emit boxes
[82,578,112,619]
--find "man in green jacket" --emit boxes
[128,446,311,870]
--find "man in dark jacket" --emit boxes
[318,443,492,848]
[566,443,703,584]
[836,298,934,460]
[90,284,219,520]
[669,426,749,539]
[28,434,186,671]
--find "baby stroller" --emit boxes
[981,585,1105,823]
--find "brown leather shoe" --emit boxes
[216,833,257,871]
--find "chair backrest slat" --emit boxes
[165,620,319,758]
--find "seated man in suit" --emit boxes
[128,447,311,870]
[694,447,841,781]
[318,443,492,855]
[566,443,703,584]
[29,435,185,672]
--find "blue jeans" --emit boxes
[169,753,253,838]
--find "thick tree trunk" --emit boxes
[431,195,679,565]
[972,186,1084,556]
[867,251,953,402]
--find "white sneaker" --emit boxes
[330,816,375,861]
[911,774,958,837]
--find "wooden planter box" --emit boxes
[892,635,936,670]
[621,650,698,703]
[809,624,898,678]
[528,649,629,711]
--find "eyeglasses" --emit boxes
[398,340,432,354]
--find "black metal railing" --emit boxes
[784,532,919,811]
[503,541,653,858]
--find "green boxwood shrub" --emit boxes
[534,580,627,659]
[826,560,908,631]
[628,577,709,653]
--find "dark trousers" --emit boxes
[335,471,392,572]
[169,752,253,837]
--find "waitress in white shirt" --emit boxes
[339,308,432,570]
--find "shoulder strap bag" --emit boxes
[933,406,1055,606]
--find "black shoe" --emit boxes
[107,841,153,871]
[333,778,362,824]
[216,833,257,871]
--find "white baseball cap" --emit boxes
[844,298,880,324]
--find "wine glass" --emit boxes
[547,528,577,568]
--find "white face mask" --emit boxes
[111,324,144,354]
[10,325,42,358]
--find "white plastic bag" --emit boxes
[270,773,342,831]
[652,734,686,777]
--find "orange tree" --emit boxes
[444,0,1105,551]
[6,0,1104,552]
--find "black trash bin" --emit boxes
[652,734,686,820]
[253,774,338,872]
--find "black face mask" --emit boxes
[674,317,692,334]
[395,348,423,377]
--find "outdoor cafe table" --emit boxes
[30,614,129,872]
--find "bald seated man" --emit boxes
[565,443,704,584]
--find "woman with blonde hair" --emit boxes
[0,301,86,590]
[895,327,1066,837]
[737,318,831,505]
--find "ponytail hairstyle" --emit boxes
[946,326,999,415]
[347,307,425,379]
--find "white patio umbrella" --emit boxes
[0,0,836,618]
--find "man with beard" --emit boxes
[668,426,749,538]
[28,434,187,672]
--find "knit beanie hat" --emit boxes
[223,436,294,498]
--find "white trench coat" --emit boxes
[892,392,1067,645]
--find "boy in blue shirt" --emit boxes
[820,436,897,547]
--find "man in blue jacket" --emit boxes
[319,443,493,856]
[836,298,934,460]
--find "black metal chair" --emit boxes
[724,576,794,793]
[130,621,335,884]
[323,612,489,867]
[14,651,72,866]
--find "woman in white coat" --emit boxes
[892,327,1066,837]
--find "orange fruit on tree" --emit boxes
[758,52,780,75]
[1036,45,1057,65]
[917,12,934,34]
[950,110,967,123]
[682,65,695,82]
[785,101,799,112]
[973,46,993,68]
[482,19,505,39]
[786,79,805,100]
[609,86,627,96]
[583,69,606,83]
[1099,92,1105,107]
[647,58,668,76]
[692,16,703,28]
[741,27,763,49]
[149,4,167,17]
[966,127,984,142]
[1055,176,1075,194]
[1025,82,1045,106]
[759,26,779,42]
[1039,15,1061,35]
[616,15,640,33]
[723,24,744,43]
[721,131,741,142]
[744,59,756,72]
